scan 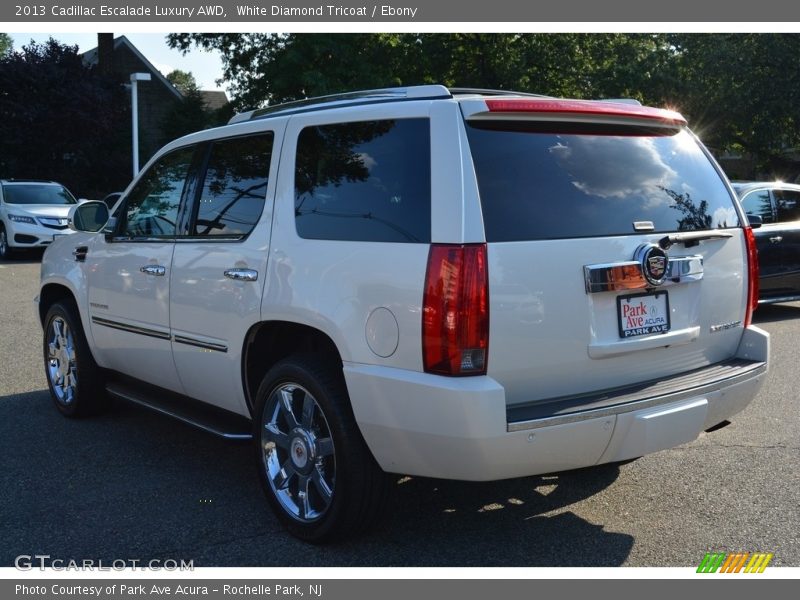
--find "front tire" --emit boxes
[0,224,13,260]
[43,301,108,417]
[254,355,390,543]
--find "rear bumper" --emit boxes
[345,326,769,481]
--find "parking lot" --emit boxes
[1,254,798,567]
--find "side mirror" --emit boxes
[68,201,110,233]
[747,214,763,229]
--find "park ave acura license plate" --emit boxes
[617,291,670,338]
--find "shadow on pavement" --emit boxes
[0,389,633,567]
[0,250,45,265]
[752,302,800,324]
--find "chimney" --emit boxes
[97,33,114,76]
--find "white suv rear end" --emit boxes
[39,86,768,542]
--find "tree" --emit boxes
[166,68,198,94]
[0,33,11,57]
[669,34,800,177]
[161,69,227,142]
[0,38,130,197]
[167,33,800,178]
[167,33,676,108]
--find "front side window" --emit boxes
[294,118,431,243]
[2,184,76,205]
[773,189,800,223]
[192,133,274,237]
[122,146,196,238]
[740,190,775,224]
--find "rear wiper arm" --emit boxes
[659,230,733,250]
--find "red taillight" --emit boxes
[422,244,489,376]
[484,98,687,127]
[744,226,759,327]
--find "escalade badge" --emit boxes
[635,244,669,286]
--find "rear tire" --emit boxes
[253,354,391,543]
[43,301,108,417]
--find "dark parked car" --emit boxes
[734,181,800,303]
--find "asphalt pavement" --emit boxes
[1,255,798,567]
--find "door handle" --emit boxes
[140,265,166,276]
[224,268,258,282]
[769,236,783,243]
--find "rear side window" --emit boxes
[466,124,739,242]
[193,133,274,237]
[740,190,775,224]
[773,189,800,223]
[294,118,431,243]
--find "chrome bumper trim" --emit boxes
[507,360,766,432]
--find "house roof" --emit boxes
[199,90,229,111]
[81,35,184,101]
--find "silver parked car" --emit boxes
[0,180,78,258]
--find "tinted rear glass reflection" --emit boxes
[466,124,738,242]
[295,119,431,243]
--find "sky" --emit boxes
[11,32,228,93]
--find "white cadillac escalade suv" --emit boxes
[37,86,769,542]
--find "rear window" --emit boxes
[2,184,76,206]
[466,123,739,242]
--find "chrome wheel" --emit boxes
[261,383,336,523]
[46,316,77,405]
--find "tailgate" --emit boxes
[461,99,749,408]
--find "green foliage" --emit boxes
[168,33,800,178]
[160,69,229,143]
[167,33,677,107]
[0,38,131,197]
[0,33,11,57]
[160,87,210,143]
[166,68,198,94]
[669,34,800,177]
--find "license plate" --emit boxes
[617,291,670,338]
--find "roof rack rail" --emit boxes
[228,85,452,124]
[448,87,551,98]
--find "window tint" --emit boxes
[740,190,775,224]
[774,189,800,223]
[123,146,195,238]
[294,118,431,243]
[193,133,274,237]
[466,124,739,242]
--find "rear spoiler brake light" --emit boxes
[484,98,687,127]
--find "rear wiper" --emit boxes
[659,231,733,250]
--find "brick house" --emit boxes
[82,34,228,170]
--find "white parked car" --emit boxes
[37,86,769,542]
[0,180,79,258]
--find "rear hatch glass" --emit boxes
[466,123,739,241]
